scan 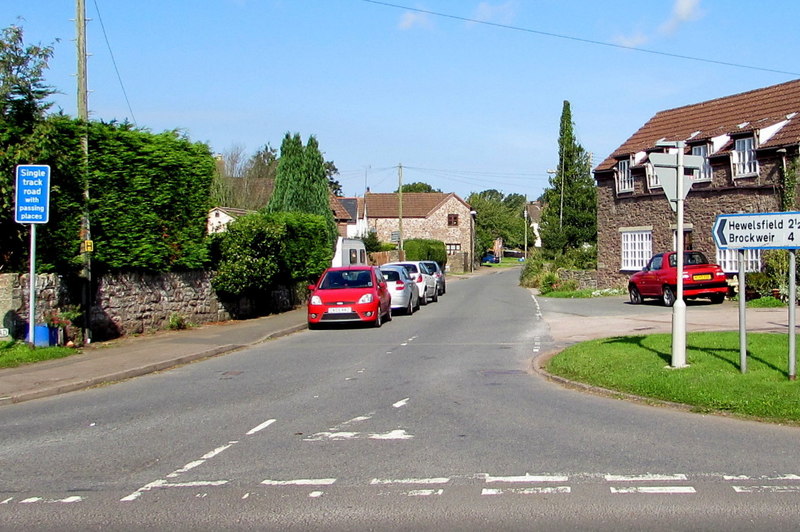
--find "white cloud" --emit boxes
[612,31,649,48]
[660,0,704,35]
[471,1,517,25]
[398,11,433,30]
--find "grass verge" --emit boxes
[0,340,78,369]
[546,331,800,424]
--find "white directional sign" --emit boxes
[713,212,800,250]
[649,153,705,212]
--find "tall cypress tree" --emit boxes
[540,100,596,253]
[265,132,304,214]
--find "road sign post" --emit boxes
[15,165,51,345]
[713,211,800,379]
[652,142,703,369]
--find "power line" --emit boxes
[92,0,137,125]
[361,0,800,77]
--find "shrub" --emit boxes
[539,272,560,294]
[404,238,447,265]
[263,212,333,284]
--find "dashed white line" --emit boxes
[308,491,324,498]
[246,419,276,435]
[733,485,800,493]
[610,486,696,494]
[482,487,571,495]
[368,429,413,440]
[407,489,444,497]
[393,398,410,408]
[262,479,337,486]
[605,474,688,482]
[485,474,569,483]
[370,478,450,485]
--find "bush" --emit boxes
[539,272,560,294]
[263,212,333,284]
[404,238,447,265]
[745,271,773,298]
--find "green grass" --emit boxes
[0,340,78,368]
[544,287,627,298]
[546,332,800,424]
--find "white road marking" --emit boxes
[167,442,238,478]
[370,478,450,485]
[393,398,410,408]
[242,493,250,499]
[1,497,13,504]
[121,478,227,502]
[605,474,688,482]
[407,489,444,497]
[610,486,696,494]
[733,485,800,493]
[308,491,324,498]
[724,474,800,481]
[20,497,42,504]
[304,431,359,441]
[247,419,276,435]
[485,474,569,483]
[482,487,570,495]
[262,479,337,486]
[58,496,83,503]
[368,429,413,440]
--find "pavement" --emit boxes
[1,267,796,407]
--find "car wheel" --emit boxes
[406,297,414,315]
[420,291,427,306]
[373,310,382,328]
[629,286,643,305]
[385,306,392,322]
[710,293,725,304]
[431,289,438,303]
[413,292,421,311]
[441,283,446,295]
[308,321,319,330]
[662,286,676,307]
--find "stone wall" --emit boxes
[0,271,294,342]
[557,269,598,290]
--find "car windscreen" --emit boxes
[669,252,709,267]
[398,264,418,274]
[320,270,373,289]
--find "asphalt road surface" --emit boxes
[2,268,800,531]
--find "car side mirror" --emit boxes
[308,284,316,291]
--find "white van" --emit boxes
[331,237,367,267]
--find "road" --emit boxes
[2,268,800,530]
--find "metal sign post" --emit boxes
[713,211,800,379]
[652,142,703,368]
[15,164,51,345]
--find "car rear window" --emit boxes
[399,264,418,274]
[381,270,401,282]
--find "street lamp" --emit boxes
[470,210,477,272]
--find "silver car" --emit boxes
[383,261,438,305]
[379,265,420,315]
[420,260,446,296]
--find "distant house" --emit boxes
[593,79,800,288]
[329,195,352,237]
[364,192,475,269]
[526,201,543,248]
[207,207,252,234]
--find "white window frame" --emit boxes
[733,137,758,177]
[716,248,761,274]
[646,163,661,189]
[621,229,652,271]
[616,158,633,193]
[691,144,712,182]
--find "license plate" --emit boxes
[693,274,712,281]
[327,307,352,314]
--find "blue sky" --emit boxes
[8,1,800,200]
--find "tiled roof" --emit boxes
[338,197,359,221]
[595,79,800,173]
[329,195,351,221]
[365,192,469,218]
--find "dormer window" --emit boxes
[616,158,633,193]
[733,136,758,177]
[646,163,661,189]
[691,144,712,181]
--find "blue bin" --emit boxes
[33,324,57,347]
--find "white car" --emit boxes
[380,265,420,315]
[383,261,438,305]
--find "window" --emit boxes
[646,163,661,189]
[733,137,758,177]
[621,230,651,270]
[716,248,761,274]
[447,214,459,226]
[446,243,461,254]
[691,144,712,181]
[616,158,633,193]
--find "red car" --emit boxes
[628,251,728,306]
[307,266,392,328]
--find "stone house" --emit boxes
[593,79,800,289]
[364,192,475,269]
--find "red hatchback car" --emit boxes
[628,251,728,306]
[307,266,392,328]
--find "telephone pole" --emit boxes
[77,0,92,344]
[398,163,404,251]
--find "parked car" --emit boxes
[383,261,438,305]
[628,251,728,307]
[482,253,500,264]
[380,265,420,315]
[307,266,392,328]
[420,260,446,295]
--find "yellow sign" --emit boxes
[82,240,94,252]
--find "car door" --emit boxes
[373,268,391,313]
[639,254,663,296]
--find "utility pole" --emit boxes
[523,196,528,259]
[77,0,92,344]
[398,163,404,251]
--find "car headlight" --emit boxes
[358,293,374,304]
[310,295,322,305]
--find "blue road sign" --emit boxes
[15,164,50,224]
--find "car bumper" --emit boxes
[308,303,380,324]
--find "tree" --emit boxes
[539,100,596,254]
[467,189,530,254]
[325,160,342,196]
[0,24,57,270]
[395,181,441,193]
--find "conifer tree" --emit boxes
[539,100,596,253]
